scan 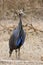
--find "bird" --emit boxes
[9,10,26,59]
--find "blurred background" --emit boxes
[0,0,43,20]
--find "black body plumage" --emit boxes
[9,13,26,58]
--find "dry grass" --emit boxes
[0,20,43,62]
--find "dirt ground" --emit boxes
[0,20,43,65]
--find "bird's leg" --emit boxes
[9,49,13,57]
[18,48,20,59]
[15,49,17,58]
[9,50,12,57]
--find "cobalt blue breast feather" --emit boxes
[16,36,23,46]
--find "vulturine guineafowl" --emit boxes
[9,10,26,59]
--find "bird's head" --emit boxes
[19,10,25,17]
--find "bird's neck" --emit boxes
[18,16,23,34]
[19,16,22,22]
